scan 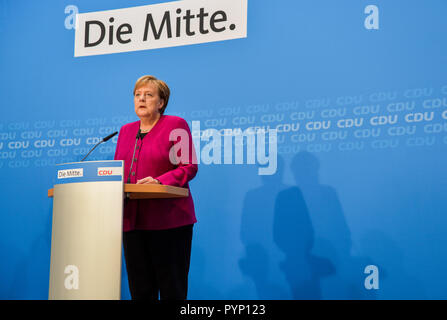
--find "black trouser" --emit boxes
[123,224,193,300]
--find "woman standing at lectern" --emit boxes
[114,75,198,300]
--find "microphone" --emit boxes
[127,130,141,183]
[103,131,118,142]
[80,131,118,162]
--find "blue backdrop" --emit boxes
[1,0,446,299]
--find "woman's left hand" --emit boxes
[136,176,161,184]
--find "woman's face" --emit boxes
[134,82,164,119]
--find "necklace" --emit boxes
[140,115,161,133]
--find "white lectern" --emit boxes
[48,160,125,300]
[47,160,189,300]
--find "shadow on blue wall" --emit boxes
[240,152,378,299]
[289,152,376,299]
[274,154,334,299]
[239,156,290,299]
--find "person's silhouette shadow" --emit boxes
[239,156,289,299]
[273,153,335,299]
[288,151,375,299]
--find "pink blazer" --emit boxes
[114,115,198,231]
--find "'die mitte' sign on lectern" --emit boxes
[47,160,188,300]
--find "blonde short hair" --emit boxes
[133,75,170,115]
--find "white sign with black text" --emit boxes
[74,0,248,57]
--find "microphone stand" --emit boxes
[127,130,141,183]
[81,131,118,162]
